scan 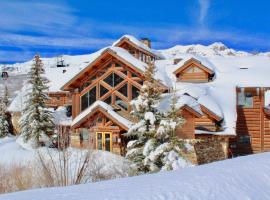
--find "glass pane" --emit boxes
[118,84,128,97]
[104,133,111,152]
[245,96,253,108]
[237,92,245,106]
[114,73,124,86]
[100,84,109,97]
[104,73,114,87]
[81,93,89,111]
[132,85,140,99]
[193,67,203,73]
[131,72,138,77]
[185,67,194,73]
[97,133,102,150]
[104,96,112,105]
[116,96,128,110]
[80,129,89,140]
[89,87,96,106]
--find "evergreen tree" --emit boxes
[0,97,9,137]
[19,54,54,148]
[125,63,163,174]
[144,91,187,172]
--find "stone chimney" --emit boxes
[140,38,151,48]
[174,58,182,65]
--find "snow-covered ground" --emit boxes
[1,151,270,200]
[0,136,129,173]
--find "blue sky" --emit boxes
[1,0,270,63]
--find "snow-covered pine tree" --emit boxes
[19,54,54,148]
[125,63,163,174]
[0,97,9,137]
[144,90,188,172]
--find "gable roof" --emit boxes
[113,35,163,59]
[72,101,133,130]
[173,57,215,76]
[61,47,148,90]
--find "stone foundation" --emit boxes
[194,135,229,164]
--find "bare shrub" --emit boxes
[0,163,37,194]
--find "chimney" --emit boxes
[140,38,151,48]
[174,58,182,65]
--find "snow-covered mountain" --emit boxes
[161,42,256,58]
[1,42,269,76]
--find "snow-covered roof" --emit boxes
[61,46,148,90]
[112,35,163,58]
[53,107,72,126]
[72,101,133,130]
[158,93,203,117]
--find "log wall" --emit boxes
[232,87,270,155]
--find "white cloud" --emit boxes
[198,0,210,26]
[0,0,269,63]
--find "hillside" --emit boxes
[1,152,270,200]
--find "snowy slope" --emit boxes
[1,152,270,200]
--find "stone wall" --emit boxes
[194,135,229,164]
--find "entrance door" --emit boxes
[96,132,112,152]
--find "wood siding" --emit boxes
[46,92,72,108]
[176,109,195,139]
[178,70,209,82]
[232,87,270,155]
[195,115,217,132]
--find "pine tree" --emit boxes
[125,63,163,174]
[0,97,9,137]
[19,54,54,148]
[144,90,187,172]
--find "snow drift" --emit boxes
[1,152,270,200]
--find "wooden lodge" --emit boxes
[9,35,270,164]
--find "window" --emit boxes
[115,96,128,110]
[81,93,89,111]
[132,85,140,99]
[185,66,202,73]
[118,84,128,97]
[104,96,112,105]
[238,92,253,108]
[81,86,96,111]
[103,73,124,88]
[238,135,251,144]
[100,84,109,97]
[80,128,89,141]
